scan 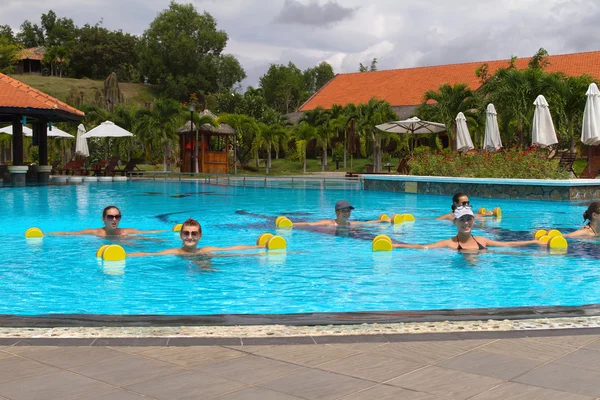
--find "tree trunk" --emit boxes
[303,151,307,174]
[266,143,271,174]
[255,147,259,168]
[275,143,279,159]
[162,130,169,172]
[371,132,377,171]
[321,143,326,171]
[343,131,347,168]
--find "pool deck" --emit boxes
[2,328,600,399]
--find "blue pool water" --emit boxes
[0,180,599,316]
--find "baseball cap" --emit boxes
[335,200,355,211]
[453,206,475,220]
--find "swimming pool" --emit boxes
[1,180,599,316]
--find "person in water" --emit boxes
[129,218,266,256]
[436,192,494,221]
[395,207,545,251]
[564,202,600,238]
[50,205,166,237]
[293,200,389,227]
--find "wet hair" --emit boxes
[102,205,121,218]
[451,192,468,211]
[182,218,202,234]
[583,202,600,223]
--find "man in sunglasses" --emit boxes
[436,193,494,221]
[129,218,266,257]
[50,205,166,237]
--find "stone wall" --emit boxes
[364,178,600,201]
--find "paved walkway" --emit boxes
[1,331,600,399]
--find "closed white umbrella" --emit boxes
[582,83,600,146]
[75,124,89,157]
[532,95,558,147]
[483,104,502,152]
[455,112,474,153]
[81,121,134,138]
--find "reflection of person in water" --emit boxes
[564,202,600,238]
[395,207,546,252]
[129,218,266,257]
[50,205,167,237]
[294,200,389,227]
[436,193,494,221]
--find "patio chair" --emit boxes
[50,160,60,175]
[85,159,108,176]
[102,157,121,177]
[580,157,600,179]
[115,158,142,176]
[59,159,85,175]
[397,156,411,174]
[557,151,578,177]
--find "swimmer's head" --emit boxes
[180,218,202,248]
[102,206,122,230]
[583,202,600,222]
[453,206,475,221]
[451,193,469,211]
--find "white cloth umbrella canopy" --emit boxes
[455,112,474,153]
[531,95,558,147]
[0,125,33,135]
[582,83,600,146]
[75,124,90,157]
[81,121,134,138]
[376,117,446,134]
[483,104,502,152]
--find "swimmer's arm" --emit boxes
[350,219,390,225]
[200,244,266,253]
[293,220,331,226]
[48,228,97,235]
[128,248,181,257]
[435,214,452,221]
[123,229,169,235]
[392,239,451,250]
[480,237,546,247]
[563,229,591,238]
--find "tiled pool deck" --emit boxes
[3,319,600,399]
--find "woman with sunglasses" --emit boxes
[129,218,266,256]
[394,207,545,251]
[436,192,494,221]
[50,205,166,237]
[564,202,600,238]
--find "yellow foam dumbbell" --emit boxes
[256,233,274,246]
[100,245,127,261]
[266,235,287,250]
[25,227,44,238]
[372,235,393,251]
[275,216,293,228]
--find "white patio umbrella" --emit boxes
[81,121,134,138]
[455,112,474,153]
[0,125,33,135]
[376,117,446,134]
[483,104,502,152]
[531,95,558,148]
[376,117,446,151]
[75,124,90,157]
[581,83,600,176]
[582,83,600,146]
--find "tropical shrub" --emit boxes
[408,147,571,179]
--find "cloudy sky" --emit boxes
[1,0,599,88]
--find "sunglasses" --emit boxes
[457,201,470,207]
[338,208,353,212]
[105,214,121,220]
[182,230,200,237]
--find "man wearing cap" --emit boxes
[294,200,388,227]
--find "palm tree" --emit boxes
[134,99,185,172]
[258,123,288,174]
[356,98,398,171]
[217,113,260,173]
[112,104,139,161]
[292,122,316,173]
[301,107,331,170]
[416,83,478,151]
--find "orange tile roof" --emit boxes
[17,47,46,61]
[0,73,84,120]
[300,51,600,111]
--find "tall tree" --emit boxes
[258,122,288,174]
[416,83,478,151]
[303,61,335,94]
[0,36,22,74]
[217,113,259,169]
[138,1,245,99]
[356,98,397,171]
[16,20,44,47]
[292,122,317,173]
[301,107,331,170]
[0,25,15,42]
[259,62,306,114]
[359,58,378,72]
[134,99,185,171]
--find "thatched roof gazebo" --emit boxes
[176,110,236,174]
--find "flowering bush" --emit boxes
[407,147,571,179]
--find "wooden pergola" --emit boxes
[176,110,236,174]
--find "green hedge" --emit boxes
[408,147,571,179]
